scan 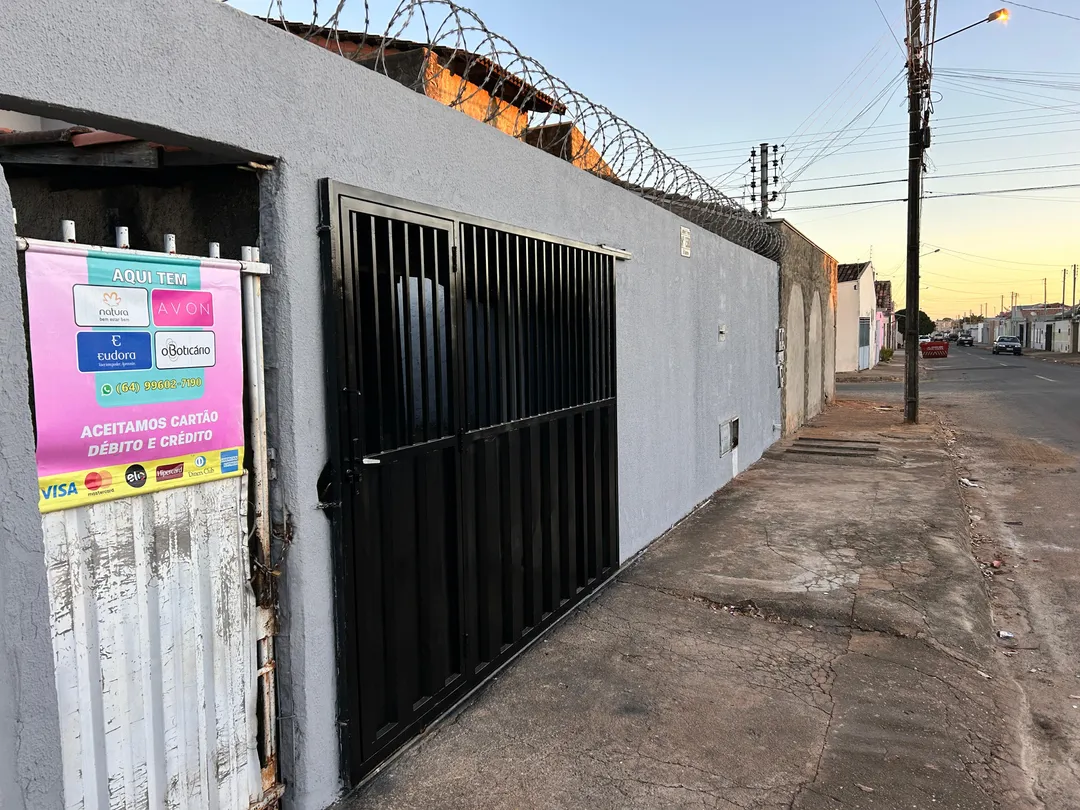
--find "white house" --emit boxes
[836,262,877,372]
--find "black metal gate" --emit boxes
[320,182,619,785]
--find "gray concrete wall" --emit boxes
[0,167,65,810]
[0,2,779,806]
[770,220,836,433]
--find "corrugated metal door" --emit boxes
[321,183,619,786]
[42,479,259,810]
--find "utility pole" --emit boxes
[903,0,925,424]
[1063,268,1067,312]
[1073,264,1077,309]
[1044,277,1048,310]
[759,142,770,218]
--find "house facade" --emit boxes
[835,262,877,372]
[0,4,783,809]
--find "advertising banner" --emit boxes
[24,243,245,513]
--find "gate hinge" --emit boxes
[316,223,331,234]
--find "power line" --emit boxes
[736,161,1080,197]
[690,123,1080,172]
[1008,2,1080,22]
[676,101,1080,156]
[922,244,1068,268]
[781,180,1080,211]
[872,0,907,55]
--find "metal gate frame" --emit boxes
[319,181,621,786]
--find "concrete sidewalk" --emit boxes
[338,402,1036,810]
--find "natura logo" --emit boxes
[102,291,122,307]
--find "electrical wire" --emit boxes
[1008,2,1080,22]
[780,180,1080,211]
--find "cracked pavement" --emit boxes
[336,401,1035,809]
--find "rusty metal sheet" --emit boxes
[42,477,260,809]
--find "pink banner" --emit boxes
[24,243,245,512]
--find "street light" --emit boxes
[903,7,1007,425]
[930,9,1009,45]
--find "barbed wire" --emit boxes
[261,0,783,259]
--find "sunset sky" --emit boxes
[235,0,1080,318]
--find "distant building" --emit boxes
[874,279,896,352]
[836,262,877,372]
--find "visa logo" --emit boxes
[41,482,79,499]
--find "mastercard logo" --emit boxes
[84,470,113,491]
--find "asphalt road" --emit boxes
[841,345,1080,807]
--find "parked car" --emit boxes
[992,335,1022,355]
[957,331,974,346]
[919,334,932,344]
[947,332,958,342]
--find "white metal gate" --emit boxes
[19,232,280,810]
[858,317,872,370]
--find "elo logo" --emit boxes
[194,455,207,468]
[125,464,147,488]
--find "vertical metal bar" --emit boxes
[496,232,509,424]
[587,251,597,403]
[558,245,568,410]
[516,234,529,421]
[60,220,76,243]
[603,259,612,398]
[389,461,418,724]
[387,219,406,448]
[559,417,577,597]
[116,226,129,249]
[542,421,560,612]
[505,234,517,422]
[503,431,524,643]
[528,239,539,418]
[538,243,548,414]
[469,226,483,431]
[589,409,603,584]
[208,241,220,258]
[417,227,431,443]
[571,249,581,407]
[574,412,588,590]
[369,217,386,452]
[608,259,616,399]
[481,439,503,663]
[526,424,543,628]
[485,229,498,427]
[431,230,445,437]
[241,270,278,794]
[601,405,617,573]
[164,233,176,254]
[422,452,451,690]
[401,223,415,446]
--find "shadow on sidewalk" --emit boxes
[336,402,1036,810]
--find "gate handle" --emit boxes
[362,458,381,465]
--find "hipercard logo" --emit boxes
[156,462,185,483]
